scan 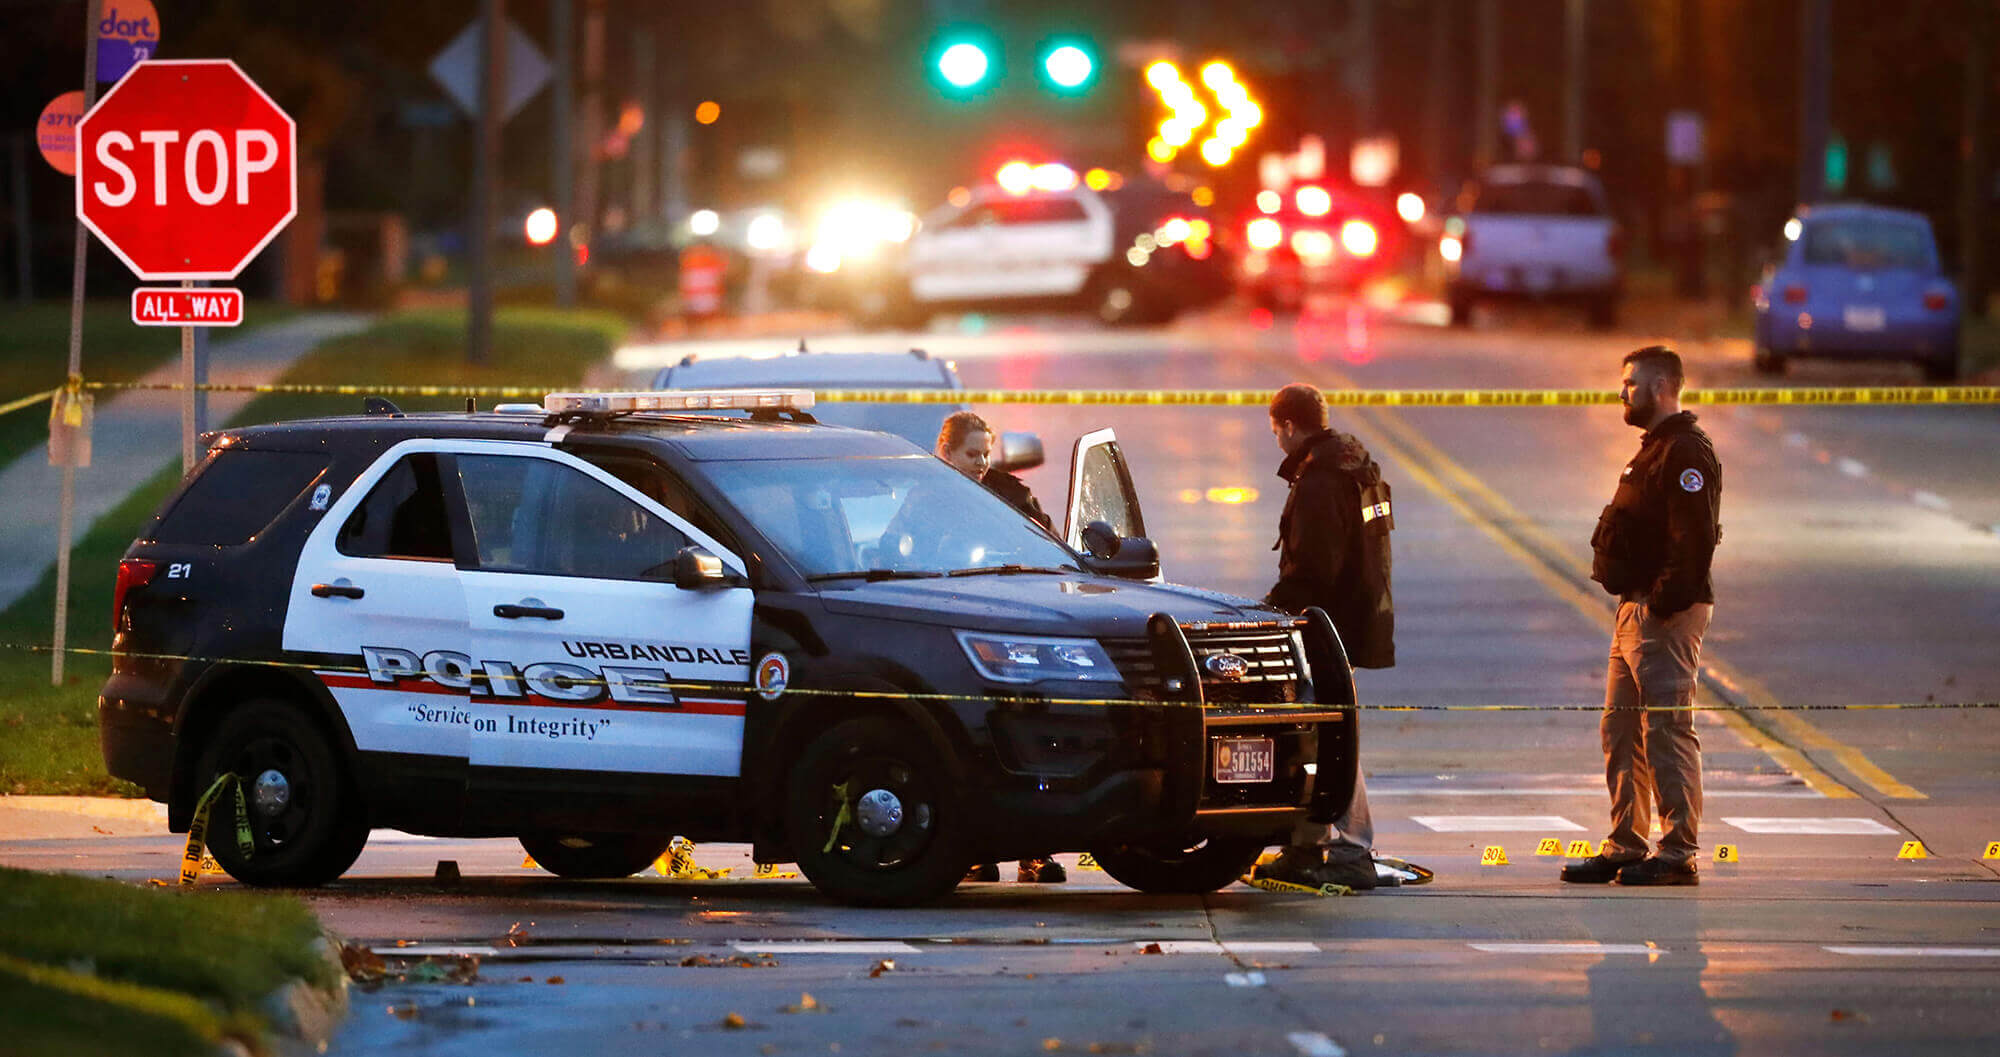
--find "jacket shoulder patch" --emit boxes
[1679,468,1705,493]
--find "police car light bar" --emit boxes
[542,389,817,414]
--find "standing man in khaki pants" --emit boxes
[1564,346,1722,887]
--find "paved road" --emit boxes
[7,303,1998,1056]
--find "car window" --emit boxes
[1075,442,1142,539]
[803,401,960,448]
[992,197,1088,225]
[939,204,1001,231]
[1474,180,1604,217]
[700,455,1076,577]
[455,454,691,580]
[1800,218,1937,271]
[154,449,328,546]
[337,453,454,561]
[575,450,741,554]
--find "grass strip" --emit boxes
[0,865,329,1057]
[0,307,626,794]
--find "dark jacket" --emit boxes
[982,469,1053,532]
[1266,429,1395,669]
[1590,411,1722,616]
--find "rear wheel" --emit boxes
[1921,352,1959,383]
[1751,343,1787,376]
[519,833,672,879]
[196,698,369,887]
[785,717,969,907]
[1090,835,1269,895]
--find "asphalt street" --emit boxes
[6,302,1997,1056]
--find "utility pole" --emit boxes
[468,0,504,365]
[1474,0,1498,171]
[53,0,104,686]
[1563,0,1586,163]
[552,0,575,307]
[1798,0,1830,206]
[1961,0,1992,319]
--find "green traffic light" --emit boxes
[938,42,992,89]
[1043,44,1093,89]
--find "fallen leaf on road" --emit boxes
[1138,943,1164,955]
[722,1012,747,1030]
[386,1003,418,1020]
[545,976,565,985]
[779,992,821,1014]
[869,958,896,977]
[1043,1039,1063,1051]
[341,944,388,985]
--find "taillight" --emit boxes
[1247,217,1283,251]
[1783,284,1808,305]
[1923,289,1950,311]
[113,559,157,633]
[1340,219,1379,258]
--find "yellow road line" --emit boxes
[1313,368,1924,800]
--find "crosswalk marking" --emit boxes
[1722,817,1900,835]
[1136,941,1321,954]
[732,941,919,954]
[1469,942,1662,955]
[1412,815,1586,832]
[1287,1031,1348,1057]
[1823,947,2000,958]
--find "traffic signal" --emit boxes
[1037,38,1097,94]
[931,32,999,94]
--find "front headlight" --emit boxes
[955,631,1121,684]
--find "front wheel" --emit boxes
[1921,352,1959,384]
[1751,343,1787,376]
[195,698,369,887]
[1090,835,1269,894]
[785,717,969,907]
[520,833,672,879]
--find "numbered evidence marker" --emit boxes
[1896,841,1929,860]
[1983,841,2000,861]
[1713,845,1740,863]
[1480,845,1510,866]
[1565,840,1595,858]
[1535,838,1564,856]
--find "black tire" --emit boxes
[1090,835,1269,895]
[1751,344,1787,376]
[1921,353,1959,384]
[195,698,369,887]
[785,717,969,907]
[1586,295,1619,330]
[519,833,672,879]
[1447,294,1473,328]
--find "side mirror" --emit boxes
[672,545,742,590]
[1080,520,1120,559]
[996,431,1044,473]
[1080,533,1159,581]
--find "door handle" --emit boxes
[311,583,365,599]
[494,603,564,620]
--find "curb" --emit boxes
[263,932,351,1057]
[0,795,166,821]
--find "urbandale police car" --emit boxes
[100,389,1360,906]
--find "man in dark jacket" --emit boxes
[932,410,1065,884]
[1563,345,1720,887]
[1255,384,1399,891]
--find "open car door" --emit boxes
[1064,429,1157,579]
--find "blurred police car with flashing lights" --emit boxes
[100,389,1361,906]
[804,166,1232,327]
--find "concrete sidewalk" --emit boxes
[0,312,371,613]
[0,795,167,840]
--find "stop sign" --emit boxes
[75,59,295,281]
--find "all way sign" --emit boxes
[132,287,243,326]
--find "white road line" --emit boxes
[370,945,501,957]
[1287,1031,1349,1057]
[1469,943,1662,956]
[1823,947,2000,958]
[1411,815,1586,832]
[1911,490,1951,511]
[1136,941,1321,954]
[1837,457,1869,478]
[733,941,919,954]
[1224,971,1268,987]
[1721,817,1899,835]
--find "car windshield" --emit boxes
[701,455,1078,578]
[1801,218,1937,271]
[805,401,961,449]
[1476,180,1603,217]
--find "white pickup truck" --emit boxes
[1445,165,1623,329]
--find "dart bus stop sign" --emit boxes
[75,59,296,280]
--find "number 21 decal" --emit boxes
[166,562,191,579]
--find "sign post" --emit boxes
[52,1,103,687]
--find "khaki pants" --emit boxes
[1601,601,1711,865]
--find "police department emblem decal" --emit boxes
[309,484,331,511]
[1679,468,1705,493]
[754,652,790,700]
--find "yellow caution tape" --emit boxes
[0,388,58,419]
[1241,875,1352,897]
[69,381,2000,407]
[178,772,251,886]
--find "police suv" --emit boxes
[100,390,1358,906]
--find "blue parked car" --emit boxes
[1752,204,1960,381]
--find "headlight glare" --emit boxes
[956,632,1120,684]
